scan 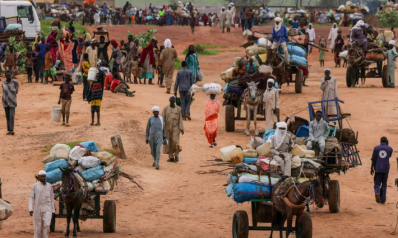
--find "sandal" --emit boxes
[6,132,11,135]
[90,122,94,126]
[95,122,101,126]
[10,131,14,135]
[167,158,175,162]
[209,145,213,148]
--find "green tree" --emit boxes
[378,10,398,28]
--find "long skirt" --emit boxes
[204,115,218,144]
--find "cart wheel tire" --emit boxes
[232,210,249,238]
[225,104,235,132]
[50,213,55,232]
[328,180,340,213]
[295,211,312,238]
[103,200,116,233]
[295,69,303,93]
[346,66,353,87]
[382,65,388,88]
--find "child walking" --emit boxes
[318,38,327,67]
[59,74,75,126]
[44,46,52,84]
[87,72,104,126]
[26,51,34,83]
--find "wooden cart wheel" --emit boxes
[295,69,303,94]
[382,65,388,88]
[225,104,235,132]
[232,210,249,238]
[103,200,116,233]
[295,211,312,238]
[328,180,340,213]
[50,213,55,232]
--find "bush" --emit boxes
[169,0,178,10]
[174,58,182,70]
[183,44,208,55]
[127,28,157,48]
[8,37,27,69]
[378,10,398,28]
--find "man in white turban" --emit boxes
[29,170,55,238]
[271,17,289,64]
[162,95,184,162]
[383,40,398,87]
[263,77,279,130]
[146,106,165,170]
[270,122,294,177]
[306,23,316,53]
[328,23,339,52]
[350,20,368,53]
[160,39,178,92]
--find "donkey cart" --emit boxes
[51,191,116,233]
[233,200,312,238]
[224,98,265,133]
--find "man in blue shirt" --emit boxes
[174,61,193,121]
[371,137,393,204]
[36,37,49,83]
[271,17,289,64]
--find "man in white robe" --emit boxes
[328,23,339,52]
[29,170,55,238]
[219,7,227,33]
[229,2,236,27]
[263,76,279,130]
[320,68,339,117]
[270,122,294,177]
[226,6,233,32]
[306,23,316,53]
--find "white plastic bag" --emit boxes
[94,180,111,192]
[203,83,222,95]
[51,181,62,191]
[69,146,87,161]
[78,156,100,169]
[197,69,203,81]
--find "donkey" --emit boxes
[243,81,262,136]
[266,49,286,88]
[270,179,323,238]
[60,167,88,238]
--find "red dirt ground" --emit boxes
[1,25,398,238]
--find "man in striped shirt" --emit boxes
[2,71,18,135]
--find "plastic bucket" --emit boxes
[87,67,98,82]
[51,106,62,122]
[219,145,237,161]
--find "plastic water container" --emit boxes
[87,67,98,82]
[219,145,237,161]
[51,106,62,122]
[72,72,82,84]
[296,125,309,137]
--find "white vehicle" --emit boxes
[0,1,41,41]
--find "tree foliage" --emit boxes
[127,28,157,48]
[7,37,27,69]
[378,10,398,28]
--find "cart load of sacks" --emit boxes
[42,141,117,194]
[223,134,326,203]
[220,30,308,84]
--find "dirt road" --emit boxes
[1,25,397,238]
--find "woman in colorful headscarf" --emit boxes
[110,39,122,63]
[46,30,59,65]
[71,37,83,67]
[204,94,220,148]
[139,42,156,84]
[185,45,200,83]
[58,29,74,73]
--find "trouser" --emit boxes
[36,59,45,82]
[306,138,326,155]
[83,76,89,100]
[150,138,162,166]
[179,91,191,117]
[353,41,368,52]
[33,210,52,238]
[273,153,292,176]
[158,65,164,85]
[374,173,388,204]
[271,42,289,63]
[241,19,247,31]
[6,65,15,78]
[165,75,173,90]
[27,68,33,82]
[61,99,71,117]
[4,107,15,132]
[247,20,252,30]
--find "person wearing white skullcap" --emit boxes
[162,94,184,162]
[306,23,316,53]
[307,110,330,156]
[350,19,368,53]
[383,39,398,87]
[219,7,227,33]
[320,68,339,115]
[263,77,279,130]
[29,170,55,238]
[160,39,178,92]
[271,16,290,64]
[146,106,165,170]
[270,121,294,177]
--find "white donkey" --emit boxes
[244,81,263,136]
